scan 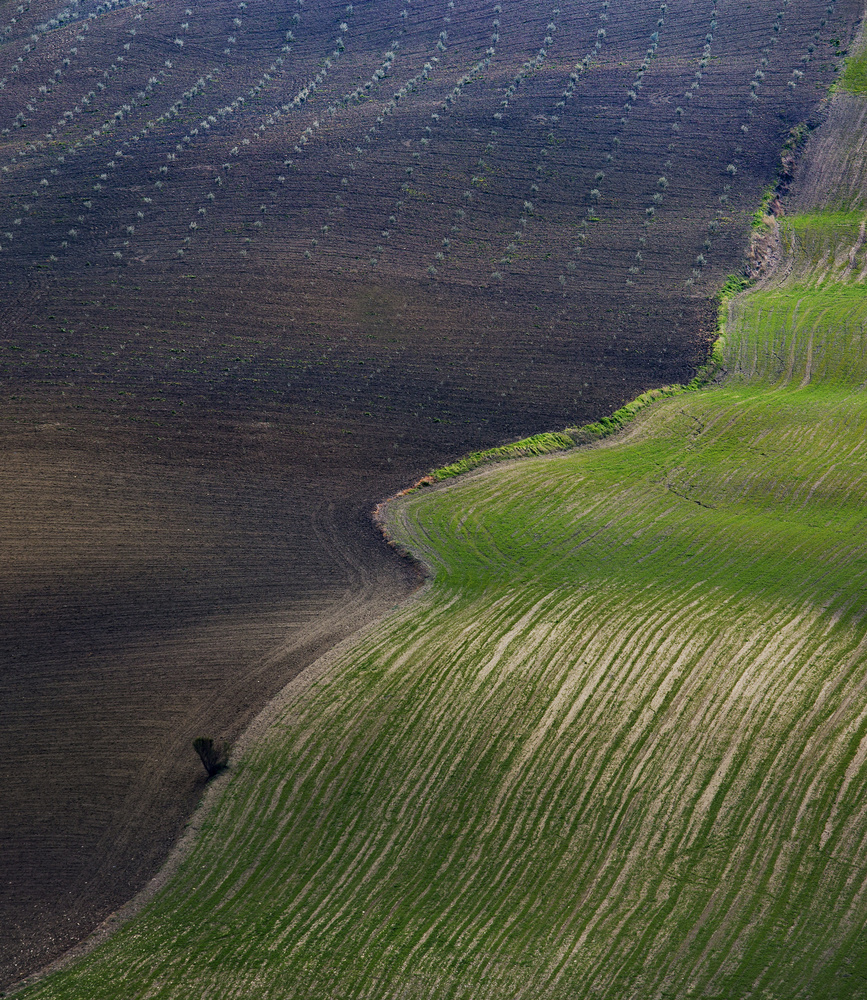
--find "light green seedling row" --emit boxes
[24,130,867,1000]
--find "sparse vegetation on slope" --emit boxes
[841,49,867,92]
[19,31,867,999]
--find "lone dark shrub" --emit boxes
[192,737,230,778]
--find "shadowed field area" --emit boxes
[15,28,867,1000]
[1,0,863,986]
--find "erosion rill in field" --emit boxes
[15,19,867,1000]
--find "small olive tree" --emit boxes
[192,737,230,778]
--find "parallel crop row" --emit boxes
[244,1,443,269]
[493,0,611,284]
[625,0,718,287]
[0,0,853,283]
[0,0,227,257]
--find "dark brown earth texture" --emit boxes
[0,0,862,987]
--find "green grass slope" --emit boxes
[21,47,867,1000]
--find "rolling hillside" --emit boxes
[4,0,861,984]
[16,20,867,999]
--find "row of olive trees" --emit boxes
[7,0,319,264]
[6,4,156,148]
[388,4,501,276]
[492,0,611,285]
[245,1,452,270]
[139,0,296,260]
[1,0,74,90]
[329,7,440,268]
[0,2,31,43]
[624,0,718,287]
[0,0,206,260]
[532,0,670,288]
[81,0,300,261]
[2,0,152,138]
[283,3,458,271]
[1,0,145,108]
[175,2,356,261]
[4,21,94,137]
[427,2,558,280]
[686,0,838,289]
[9,2,191,163]
[368,2,502,276]
[682,0,790,287]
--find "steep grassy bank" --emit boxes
[18,34,867,1000]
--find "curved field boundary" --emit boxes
[394,292,730,488]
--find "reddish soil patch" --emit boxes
[0,0,860,986]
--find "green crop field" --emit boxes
[19,42,867,1000]
[842,51,867,93]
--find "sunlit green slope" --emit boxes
[23,51,867,1000]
